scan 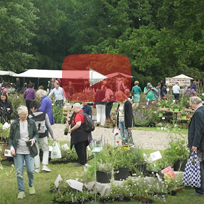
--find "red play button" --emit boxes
[62,54,131,102]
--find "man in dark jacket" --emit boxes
[188,96,204,196]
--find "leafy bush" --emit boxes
[9,94,26,119]
[133,103,160,127]
[52,105,66,124]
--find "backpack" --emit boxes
[78,112,95,132]
[30,112,47,137]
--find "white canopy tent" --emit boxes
[13,69,108,80]
[0,71,16,76]
[172,74,193,80]
[13,69,62,78]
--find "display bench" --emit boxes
[85,172,184,197]
[158,108,193,128]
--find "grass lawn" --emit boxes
[0,142,202,204]
[1,160,204,204]
[133,126,188,134]
[0,140,204,204]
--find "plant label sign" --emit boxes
[149,151,162,162]
[66,179,83,192]
[55,174,63,188]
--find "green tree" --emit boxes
[0,0,38,72]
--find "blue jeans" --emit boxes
[195,161,204,194]
[119,121,128,142]
[13,154,35,192]
[119,121,134,145]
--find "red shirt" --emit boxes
[73,110,84,125]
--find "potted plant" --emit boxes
[0,123,10,144]
[64,127,68,135]
[173,104,179,112]
[167,178,178,196]
[158,111,163,117]
[112,146,130,180]
[164,135,189,171]
[96,159,112,183]
[128,148,146,176]
[181,111,187,119]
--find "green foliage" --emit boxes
[0,123,10,140]
[0,0,38,72]
[163,134,189,166]
[9,94,26,119]
[52,105,66,124]
[133,103,160,127]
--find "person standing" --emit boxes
[115,91,134,146]
[154,83,161,103]
[29,101,56,173]
[16,78,21,94]
[131,81,142,108]
[49,81,66,108]
[144,83,158,103]
[102,84,114,128]
[67,81,75,102]
[0,92,13,123]
[161,84,167,99]
[0,82,9,96]
[23,83,35,114]
[48,78,55,93]
[68,103,89,167]
[82,102,92,118]
[94,86,106,126]
[172,82,180,101]
[36,89,54,125]
[9,106,38,199]
[188,96,204,196]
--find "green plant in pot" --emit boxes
[181,111,187,119]
[0,123,10,143]
[128,147,146,176]
[164,134,189,171]
[173,104,180,112]
[112,146,130,180]
[64,127,68,135]
[96,159,112,183]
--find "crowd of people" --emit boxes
[0,76,204,199]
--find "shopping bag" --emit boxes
[51,142,62,159]
[182,151,201,188]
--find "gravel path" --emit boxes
[52,124,187,150]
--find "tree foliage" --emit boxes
[0,0,38,72]
[1,0,204,85]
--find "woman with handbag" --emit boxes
[9,106,39,199]
[115,91,134,146]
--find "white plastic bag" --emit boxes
[51,142,62,159]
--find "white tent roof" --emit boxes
[172,74,193,80]
[13,69,108,79]
[0,71,16,76]
[13,69,62,78]
[106,72,132,78]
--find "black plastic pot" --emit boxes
[96,171,112,183]
[114,167,129,180]
[64,131,68,135]
[173,159,187,171]
[171,190,177,196]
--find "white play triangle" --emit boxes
[89,68,107,86]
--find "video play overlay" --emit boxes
[62,54,131,102]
